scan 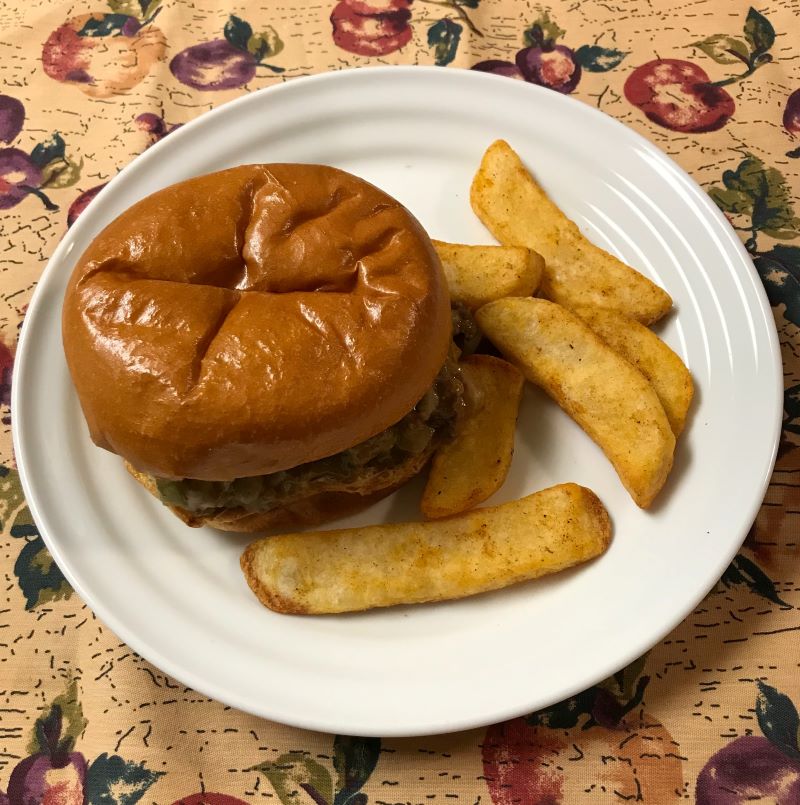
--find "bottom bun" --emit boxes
[126,445,435,533]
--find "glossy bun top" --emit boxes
[62,164,451,480]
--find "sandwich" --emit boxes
[62,163,467,531]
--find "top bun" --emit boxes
[62,164,451,481]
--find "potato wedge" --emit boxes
[470,140,672,324]
[476,298,675,508]
[241,482,610,614]
[574,306,694,436]
[421,355,524,519]
[432,240,543,310]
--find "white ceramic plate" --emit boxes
[13,67,782,737]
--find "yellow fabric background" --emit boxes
[1,1,799,802]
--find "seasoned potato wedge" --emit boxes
[421,354,524,519]
[241,483,611,614]
[470,139,672,324]
[432,240,543,310]
[476,297,675,508]
[575,306,694,436]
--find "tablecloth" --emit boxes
[1,0,800,802]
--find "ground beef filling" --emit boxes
[155,306,476,515]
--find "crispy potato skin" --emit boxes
[421,355,523,519]
[433,240,542,310]
[574,306,694,436]
[469,140,672,324]
[241,483,611,614]
[476,297,675,508]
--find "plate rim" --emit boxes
[11,65,784,737]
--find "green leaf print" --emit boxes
[753,246,800,328]
[755,682,800,762]
[28,679,87,755]
[428,18,462,66]
[86,753,165,805]
[743,7,775,58]
[720,553,791,609]
[333,736,381,805]
[2,465,73,608]
[0,465,26,530]
[224,15,253,53]
[255,753,334,805]
[692,34,750,65]
[523,9,565,46]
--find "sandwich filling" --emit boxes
[154,304,478,516]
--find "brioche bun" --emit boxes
[63,164,451,486]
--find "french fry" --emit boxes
[421,355,524,519]
[574,306,694,436]
[470,140,672,325]
[432,240,543,310]
[240,482,611,614]
[476,297,675,508]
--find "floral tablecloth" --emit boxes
[2,0,800,802]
